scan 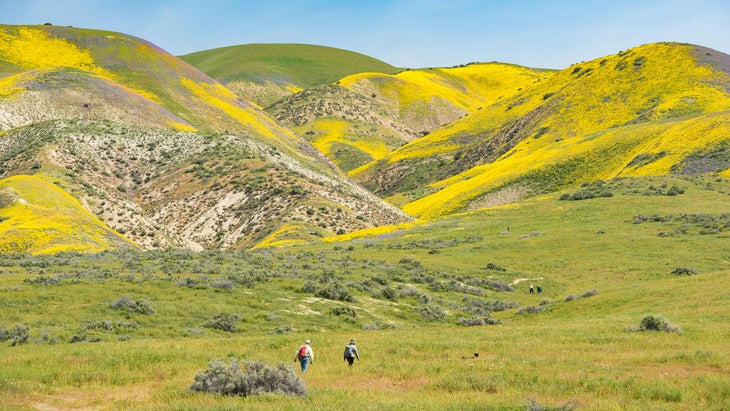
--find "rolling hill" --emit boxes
[267,63,551,171]
[0,174,136,254]
[2,26,730,254]
[345,43,730,216]
[0,25,410,253]
[179,43,400,107]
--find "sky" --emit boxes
[2,0,729,69]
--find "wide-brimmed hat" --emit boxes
[305,340,311,344]
[350,339,356,344]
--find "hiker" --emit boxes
[537,284,543,295]
[343,338,360,367]
[294,340,314,373]
[529,284,534,294]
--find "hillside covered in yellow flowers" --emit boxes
[345,43,730,217]
[0,25,409,254]
[2,23,730,253]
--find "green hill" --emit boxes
[267,63,550,172]
[348,43,730,216]
[180,43,400,107]
[0,26,410,253]
[0,24,314,157]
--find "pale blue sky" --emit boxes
[2,0,729,69]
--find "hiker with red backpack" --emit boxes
[294,340,314,373]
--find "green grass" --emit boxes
[1,175,729,409]
[180,43,400,88]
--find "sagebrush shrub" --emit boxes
[329,306,357,318]
[639,314,680,332]
[0,324,29,346]
[304,282,355,302]
[190,359,306,397]
[23,276,61,285]
[267,325,293,335]
[109,296,155,314]
[458,315,501,326]
[204,313,242,332]
[415,304,446,321]
[483,263,506,272]
[671,267,698,276]
[565,289,598,302]
[517,306,546,315]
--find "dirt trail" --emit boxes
[511,277,543,285]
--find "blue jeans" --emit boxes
[299,357,309,373]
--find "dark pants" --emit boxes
[345,356,355,366]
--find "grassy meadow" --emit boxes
[1,175,729,409]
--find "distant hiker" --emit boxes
[294,340,314,373]
[529,285,534,294]
[537,285,543,295]
[343,338,360,367]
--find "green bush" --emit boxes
[671,267,698,276]
[190,359,306,397]
[329,306,357,318]
[458,316,501,326]
[415,304,446,322]
[565,289,598,302]
[23,276,61,285]
[267,325,293,335]
[109,296,156,315]
[204,313,242,332]
[0,324,29,346]
[303,281,355,302]
[638,315,680,332]
[517,306,546,315]
[483,263,506,272]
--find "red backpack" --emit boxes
[297,345,308,358]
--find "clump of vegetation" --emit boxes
[22,276,62,285]
[565,289,598,302]
[69,334,104,343]
[0,324,30,346]
[560,181,613,201]
[637,314,680,333]
[267,325,293,335]
[204,313,242,332]
[462,297,519,315]
[329,305,357,318]
[302,281,355,302]
[483,263,506,271]
[415,304,446,321]
[527,397,578,410]
[671,267,698,276]
[458,315,501,326]
[190,358,306,397]
[517,306,546,315]
[109,296,156,314]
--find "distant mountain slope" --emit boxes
[339,63,552,135]
[0,174,136,254]
[268,63,550,172]
[180,43,400,107]
[0,25,315,163]
[0,120,410,251]
[349,43,730,216]
[0,25,411,252]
